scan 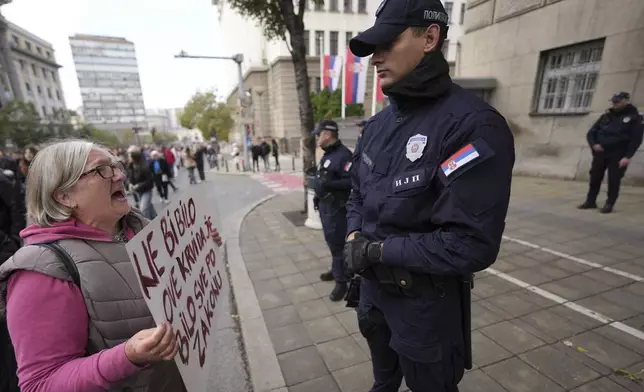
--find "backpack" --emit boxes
[0,242,80,392]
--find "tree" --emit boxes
[227,0,321,173]
[180,91,234,141]
[44,108,75,139]
[0,100,46,148]
[311,88,364,123]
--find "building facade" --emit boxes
[146,108,180,133]
[69,34,147,138]
[460,0,644,182]
[1,20,67,118]
[216,0,465,151]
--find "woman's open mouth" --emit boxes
[111,189,127,202]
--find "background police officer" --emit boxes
[310,120,353,301]
[579,92,643,213]
[343,0,515,391]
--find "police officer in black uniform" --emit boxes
[310,120,354,301]
[579,92,643,213]
[342,0,515,390]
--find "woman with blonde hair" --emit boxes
[0,139,222,392]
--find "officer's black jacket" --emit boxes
[347,84,515,276]
[314,141,353,199]
[587,104,643,158]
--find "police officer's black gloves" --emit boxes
[343,233,382,274]
[313,196,320,211]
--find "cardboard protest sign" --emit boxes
[126,190,226,392]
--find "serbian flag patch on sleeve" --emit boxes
[344,162,352,171]
[441,144,480,177]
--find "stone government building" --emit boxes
[459,0,644,182]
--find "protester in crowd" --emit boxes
[0,150,18,176]
[0,139,223,392]
[149,150,171,204]
[127,147,156,220]
[194,144,206,182]
[260,138,271,171]
[23,147,37,164]
[183,147,197,185]
[271,138,280,172]
[251,139,261,172]
[160,147,178,193]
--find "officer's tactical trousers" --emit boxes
[587,151,627,205]
[318,202,348,283]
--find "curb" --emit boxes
[223,193,286,392]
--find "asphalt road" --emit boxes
[144,168,273,391]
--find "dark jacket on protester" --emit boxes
[0,172,25,264]
[127,163,155,194]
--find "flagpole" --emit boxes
[371,61,378,116]
[341,51,346,119]
[319,34,324,92]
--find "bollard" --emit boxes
[225,159,229,172]
[292,156,295,172]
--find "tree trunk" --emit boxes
[280,0,316,175]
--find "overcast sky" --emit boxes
[3,0,238,110]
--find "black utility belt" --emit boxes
[360,265,453,298]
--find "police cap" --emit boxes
[610,91,630,104]
[313,120,340,135]
[349,0,449,57]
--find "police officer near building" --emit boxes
[578,92,643,214]
[342,0,515,390]
[310,120,354,301]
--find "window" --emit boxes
[18,59,24,70]
[329,0,338,11]
[51,71,57,81]
[460,3,466,25]
[535,40,604,114]
[36,47,42,55]
[330,31,338,56]
[315,77,321,93]
[47,87,52,99]
[37,85,42,95]
[442,40,450,58]
[46,51,51,59]
[41,106,47,116]
[25,42,32,51]
[31,64,37,75]
[344,0,352,12]
[25,82,31,93]
[315,31,324,56]
[12,35,19,45]
[56,90,61,100]
[358,0,367,13]
[315,0,323,11]
[444,2,453,23]
[346,32,353,49]
[42,68,48,79]
[303,30,310,56]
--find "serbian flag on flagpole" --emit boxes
[323,55,342,92]
[344,48,368,104]
[375,74,385,103]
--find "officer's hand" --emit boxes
[346,231,360,241]
[313,196,319,211]
[592,144,604,152]
[343,234,373,274]
[619,157,630,168]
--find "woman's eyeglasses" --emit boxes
[80,162,126,179]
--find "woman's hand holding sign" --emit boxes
[125,322,179,366]
[209,228,222,246]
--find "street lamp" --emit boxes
[174,50,250,171]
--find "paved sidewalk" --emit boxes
[238,176,644,392]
